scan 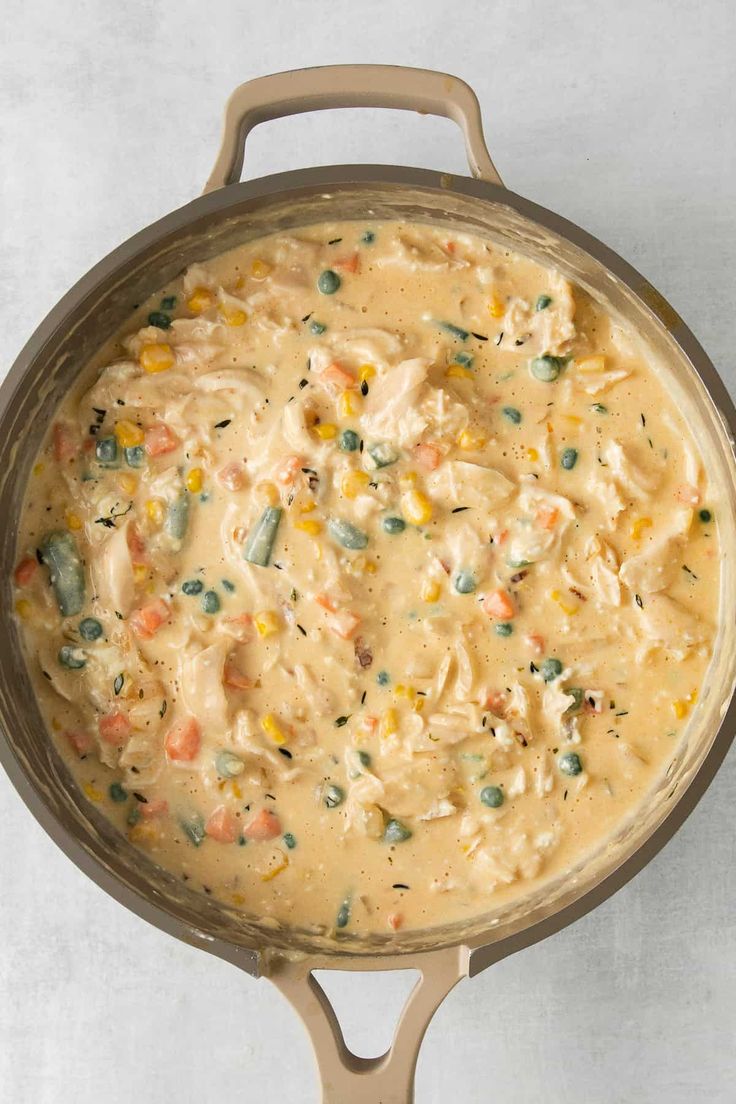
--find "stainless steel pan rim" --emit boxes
[1,66,734,1102]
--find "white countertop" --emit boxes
[1,1,735,1100]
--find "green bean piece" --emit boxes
[338,429,359,452]
[147,311,171,329]
[58,644,86,669]
[495,622,513,637]
[559,752,583,776]
[243,506,283,566]
[95,436,118,466]
[180,813,206,847]
[336,898,351,928]
[124,445,145,468]
[40,530,85,617]
[283,832,297,850]
[368,442,399,468]
[166,491,190,542]
[327,517,369,550]
[560,448,578,470]
[502,406,522,425]
[436,320,470,341]
[383,818,412,843]
[565,687,585,714]
[541,657,563,682]
[109,782,127,803]
[323,783,345,808]
[215,750,245,778]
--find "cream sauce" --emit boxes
[14,222,719,935]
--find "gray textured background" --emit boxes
[1,1,735,1100]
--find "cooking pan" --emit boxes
[1,65,735,1103]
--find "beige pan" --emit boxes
[1,66,735,1103]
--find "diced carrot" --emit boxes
[320,362,356,393]
[223,659,253,690]
[484,691,507,716]
[274,454,303,486]
[536,506,559,530]
[14,557,37,587]
[446,241,456,254]
[244,807,282,841]
[165,716,201,761]
[222,613,255,642]
[326,609,361,640]
[334,253,360,274]
[675,483,700,506]
[388,912,404,931]
[98,711,131,745]
[483,589,515,620]
[218,462,246,491]
[496,529,509,546]
[139,798,169,818]
[526,633,545,656]
[52,422,79,462]
[144,422,179,457]
[127,525,147,563]
[206,804,239,843]
[129,598,170,640]
[64,728,94,756]
[315,592,338,612]
[414,443,442,472]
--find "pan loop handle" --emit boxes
[267,946,467,1104]
[203,64,503,193]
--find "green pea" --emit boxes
[699,508,712,523]
[377,670,390,686]
[160,295,177,311]
[361,230,375,244]
[560,448,578,470]
[109,781,127,803]
[338,429,360,452]
[336,898,351,928]
[559,752,583,776]
[454,570,476,594]
[318,269,341,294]
[182,579,203,595]
[215,750,244,778]
[202,590,220,614]
[503,406,522,425]
[124,445,145,468]
[147,310,171,330]
[310,320,327,335]
[357,750,371,768]
[535,295,552,311]
[541,657,563,682]
[283,832,297,849]
[530,355,568,382]
[382,516,406,534]
[453,351,474,368]
[323,783,345,808]
[221,579,235,593]
[384,818,412,843]
[95,436,118,466]
[127,805,141,827]
[480,785,504,808]
[565,687,585,713]
[495,622,513,637]
[58,644,86,669]
[79,617,103,641]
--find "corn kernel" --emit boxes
[379,708,399,739]
[489,295,505,318]
[230,892,246,906]
[363,558,378,575]
[220,304,248,327]
[128,822,158,845]
[254,610,280,637]
[145,498,164,525]
[32,462,44,477]
[295,519,322,536]
[526,447,539,462]
[458,428,487,450]
[250,259,272,279]
[15,598,31,619]
[187,287,214,313]
[230,780,242,800]
[413,697,425,713]
[421,580,441,603]
[140,343,175,374]
[576,355,606,373]
[133,564,148,583]
[314,423,338,440]
[114,419,144,448]
[631,516,653,541]
[51,717,62,731]
[402,489,433,526]
[672,699,688,720]
[66,511,82,531]
[341,470,371,499]
[255,481,280,506]
[446,364,475,380]
[563,414,582,425]
[338,390,360,418]
[299,498,317,514]
[186,467,204,493]
[358,363,376,384]
[550,588,579,616]
[118,473,137,495]
[687,689,698,704]
[83,782,103,803]
[260,712,285,744]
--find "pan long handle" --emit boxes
[203,64,503,193]
[267,945,468,1104]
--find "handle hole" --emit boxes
[313,968,420,1060]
